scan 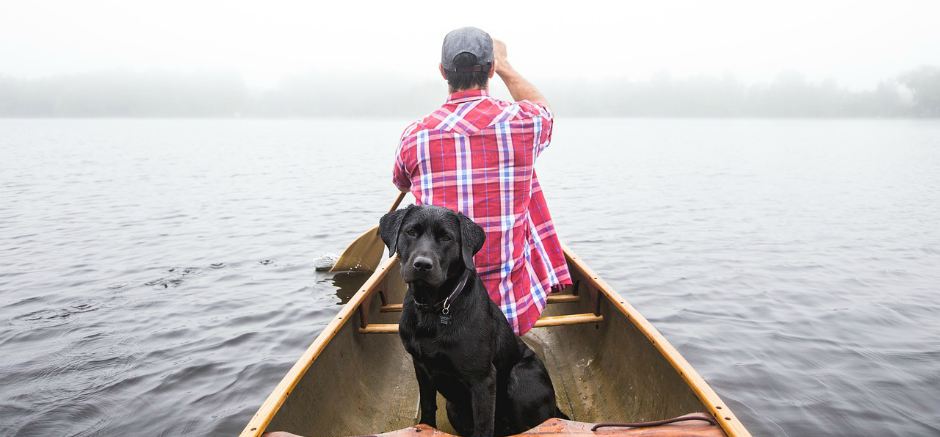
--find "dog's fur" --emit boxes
[380,205,567,437]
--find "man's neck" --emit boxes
[448,86,488,95]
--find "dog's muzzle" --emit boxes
[403,254,444,286]
[412,256,433,272]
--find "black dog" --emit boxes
[380,205,567,437]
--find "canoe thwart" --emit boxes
[547,293,580,303]
[358,323,399,334]
[380,303,403,312]
[360,313,603,334]
[533,313,603,328]
[379,294,579,313]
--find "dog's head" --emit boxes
[379,205,485,288]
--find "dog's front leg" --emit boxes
[414,362,437,427]
[469,364,497,437]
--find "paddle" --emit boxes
[328,191,407,272]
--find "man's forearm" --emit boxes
[496,62,549,109]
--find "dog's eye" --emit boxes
[439,234,452,241]
[404,229,417,237]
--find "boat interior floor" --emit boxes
[361,329,721,437]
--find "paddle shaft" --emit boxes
[388,190,407,213]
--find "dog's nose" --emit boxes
[412,256,433,272]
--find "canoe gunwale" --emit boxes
[560,244,749,437]
[240,246,751,437]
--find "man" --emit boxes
[392,27,571,335]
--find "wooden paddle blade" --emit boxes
[328,191,407,273]
[329,225,385,272]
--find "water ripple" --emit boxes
[1,118,938,436]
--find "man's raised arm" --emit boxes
[493,39,550,109]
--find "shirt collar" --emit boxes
[446,89,489,104]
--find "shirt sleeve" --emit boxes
[393,153,410,191]
[517,100,554,157]
[392,123,418,191]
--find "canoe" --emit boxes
[240,244,751,437]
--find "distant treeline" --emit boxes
[1,66,939,118]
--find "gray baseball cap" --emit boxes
[441,27,493,72]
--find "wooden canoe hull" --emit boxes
[240,245,750,437]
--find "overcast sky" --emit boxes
[1,0,937,90]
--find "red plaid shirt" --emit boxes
[393,89,572,334]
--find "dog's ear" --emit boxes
[379,205,414,257]
[457,212,486,271]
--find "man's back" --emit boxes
[393,89,571,334]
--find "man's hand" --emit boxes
[491,38,549,109]
[493,39,509,74]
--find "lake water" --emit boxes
[1,118,938,436]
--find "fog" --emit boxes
[2,0,939,117]
[2,67,939,117]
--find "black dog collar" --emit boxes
[412,269,471,325]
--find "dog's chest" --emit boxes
[415,345,465,388]
[411,335,451,361]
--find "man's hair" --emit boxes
[445,52,490,91]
